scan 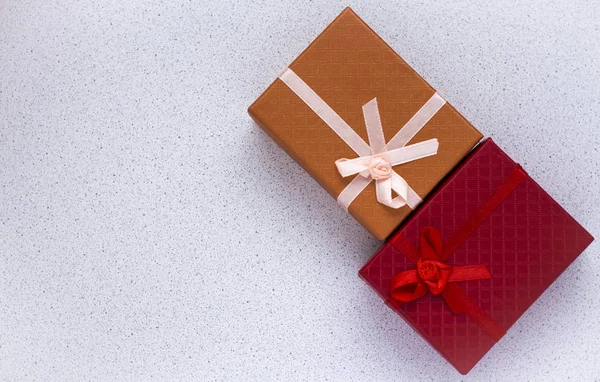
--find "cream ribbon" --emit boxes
[279,68,446,211]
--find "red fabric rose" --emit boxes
[417,259,452,295]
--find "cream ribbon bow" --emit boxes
[279,68,446,211]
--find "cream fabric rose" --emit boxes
[368,157,392,180]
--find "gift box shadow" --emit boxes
[242,121,598,378]
[244,121,381,264]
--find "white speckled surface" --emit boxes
[1,1,599,380]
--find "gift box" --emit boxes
[248,8,482,240]
[359,138,594,374]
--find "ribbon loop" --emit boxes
[335,139,439,178]
[334,139,439,210]
[378,177,408,209]
[391,172,423,209]
[390,270,428,303]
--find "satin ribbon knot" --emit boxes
[367,157,392,180]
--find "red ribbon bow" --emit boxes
[389,164,529,341]
[390,226,505,341]
[391,226,492,301]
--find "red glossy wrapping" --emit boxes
[359,138,594,374]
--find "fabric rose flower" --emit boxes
[417,259,453,295]
[368,157,392,180]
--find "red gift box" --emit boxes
[359,138,593,374]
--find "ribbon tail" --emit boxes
[449,265,492,282]
[442,283,506,341]
[392,172,422,209]
[385,139,439,167]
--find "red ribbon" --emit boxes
[389,165,527,342]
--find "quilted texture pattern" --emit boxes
[359,139,594,374]
[248,8,482,240]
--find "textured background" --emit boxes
[1,1,599,380]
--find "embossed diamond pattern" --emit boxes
[359,139,594,374]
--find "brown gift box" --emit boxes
[248,7,482,240]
